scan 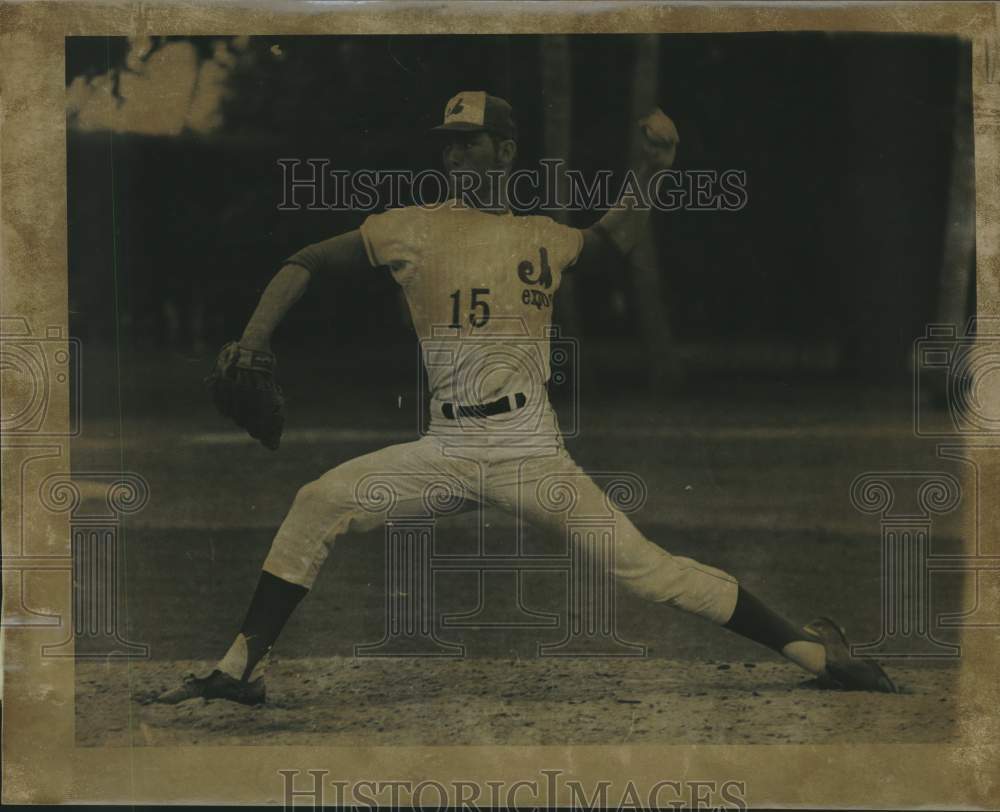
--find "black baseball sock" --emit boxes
[723,586,826,674]
[724,586,804,651]
[217,571,308,681]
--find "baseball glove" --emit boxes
[206,341,285,450]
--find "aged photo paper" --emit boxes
[2,1,999,807]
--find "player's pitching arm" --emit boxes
[577,107,679,265]
[238,230,369,351]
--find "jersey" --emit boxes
[358,203,583,418]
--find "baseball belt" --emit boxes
[441,392,527,420]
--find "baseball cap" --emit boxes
[431,91,516,140]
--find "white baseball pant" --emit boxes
[262,429,739,625]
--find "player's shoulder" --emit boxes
[517,212,559,224]
[516,212,578,232]
[511,213,584,266]
[359,204,443,267]
[368,203,436,223]
[362,203,439,239]
[513,212,581,244]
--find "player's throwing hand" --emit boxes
[638,107,679,172]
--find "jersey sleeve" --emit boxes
[283,233,359,275]
[358,206,427,273]
[541,218,585,271]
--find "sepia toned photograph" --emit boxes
[66,29,974,742]
[3,3,999,808]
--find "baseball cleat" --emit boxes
[804,617,898,693]
[155,669,266,706]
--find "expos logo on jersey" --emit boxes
[518,246,553,310]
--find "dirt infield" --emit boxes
[78,656,958,747]
[68,377,969,750]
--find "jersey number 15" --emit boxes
[449,288,491,329]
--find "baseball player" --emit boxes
[158,92,896,706]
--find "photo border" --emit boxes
[1,1,998,806]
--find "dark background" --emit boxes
[64,31,974,662]
[67,33,975,385]
[66,36,971,744]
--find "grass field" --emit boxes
[71,347,969,746]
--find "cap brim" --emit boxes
[430,122,489,134]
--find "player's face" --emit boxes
[442,131,501,174]
[441,131,516,206]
